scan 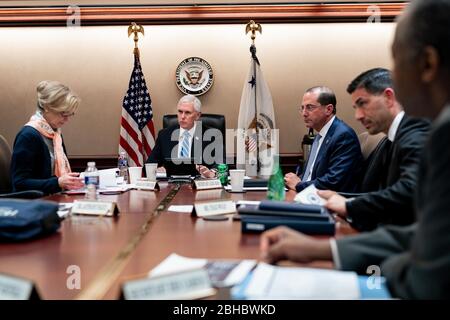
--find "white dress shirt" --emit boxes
[387,111,405,142]
[178,123,197,158]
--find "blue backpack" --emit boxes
[0,199,61,241]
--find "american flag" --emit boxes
[245,132,257,152]
[119,55,155,167]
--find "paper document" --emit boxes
[294,184,326,205]
[98,168,119,188]
[57,203,74,218]
[236,200,261,207]
[167,205,194,213]
[149,253,256,287]
[224,186,268,191]
[99,185,133,194]
[149,253,207,278]
[243,263,360,299]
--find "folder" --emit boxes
[243,179,268,188]
[237,207,329,221]
[237,200,330,221]
[240,215,335,235]
[259,200,324,214]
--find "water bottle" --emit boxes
[267,157,286,201]
[118,152,129,184]
[84,161,99,200]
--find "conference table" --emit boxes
[0,181,357,300]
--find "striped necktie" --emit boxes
[180,130,190,158]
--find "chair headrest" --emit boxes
[162,114,225,136]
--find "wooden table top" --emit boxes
[0,182,356,300]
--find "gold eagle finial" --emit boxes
[127,22,145,57]
[245,20,262,44]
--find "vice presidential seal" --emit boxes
[175,57,214,96]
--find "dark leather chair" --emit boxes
[339,135,390,198]
[162,114,225,138]
[0,134,44,199]
[162,113,226,150]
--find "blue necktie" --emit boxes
[180,131,190,158]
[302,133,321,181]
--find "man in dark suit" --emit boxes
[146,94,223,178]
[284,86,362,193]
[320,68,430,231]
[260,0,450,299]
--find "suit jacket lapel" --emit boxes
[311,118,338,177]
[385,116,408,185]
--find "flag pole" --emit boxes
[123,22,147,165]
[245,20,262,174]
[128,22,145,58]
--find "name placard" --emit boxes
[0,273,40,300]
[135,179,160,191]
[71,200,119,217]
[121,268,216,300]
[192,179,223,190]
[193,200,236,217]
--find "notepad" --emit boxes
[238,263,360,300]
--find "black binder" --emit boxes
[237,207,329,221]
[237,200,330,221]
[241,215,335,235]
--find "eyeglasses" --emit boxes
[299,104,323,112]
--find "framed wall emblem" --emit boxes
[175,57,214,96]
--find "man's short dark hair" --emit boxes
[346,68,393,95]
[305,86,337,114]
[406,0,450,76]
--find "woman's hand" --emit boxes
[58,172,84,190]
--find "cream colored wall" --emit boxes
[0,23,395,156]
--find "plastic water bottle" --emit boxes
[118,152,129,184]
[84,161,99,200]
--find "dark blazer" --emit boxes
[337,106,450,299]
[146,123,224,167]
[11,126,63,195]
[296,117,363,193]
[346,116,431,231]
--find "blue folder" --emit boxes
[259,200,325,214]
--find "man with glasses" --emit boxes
[284,86,362,193]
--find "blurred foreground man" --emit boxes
[260,0,450,299]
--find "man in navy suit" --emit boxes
[285,86,362,193]
[146,94,223,178]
